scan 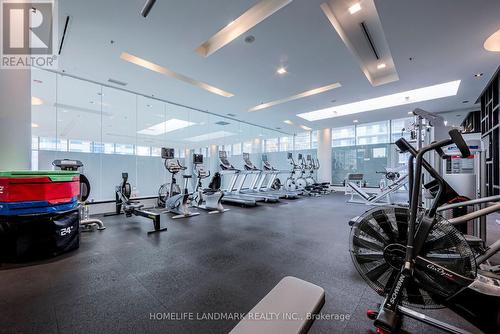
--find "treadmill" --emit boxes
[237,153,279,202]
[218,151,257,206]
[259,154,300,199]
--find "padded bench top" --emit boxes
[230,276,325,334]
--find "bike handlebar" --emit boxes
[448,129,470,158]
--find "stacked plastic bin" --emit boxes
[0,171,81,262]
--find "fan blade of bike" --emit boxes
[353,234,384,251]
[365,262,391,282]
[422,234,452,252]
[358,222,388,244]
[354,251,384,264]
[394,207,408,242]
[405,280,426,305]
[372,210,396,242]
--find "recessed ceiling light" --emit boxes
[462,100,469,104]
[185,131,236,142]
[249,82,341,112]
[284,120,294,125]
[120,52,234,97]
[300,125,312,131]
[408,111,414,115]
[484,29,500,52]
[277,67,287,75]
[146,104,152,108]
[348,3,361,14]
[444,121,448,126]
[33,79,43,84]
[353,119,359,123]
[195,0,292,57]
[377,63,386,69]
[297,80,461,121]
[90,101,95,104]
[31,123,39,128]
[474,73,483,78]
[31,96,43,106]
[137,118,195,135]
[97,92,104,96]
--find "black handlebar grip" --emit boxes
[434,147,448,159]
[395,138,410,153]
[448,129,470,158]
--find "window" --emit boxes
[265,138,279,153]
[115,143,135,155]
[69,140,92,153]
[332,126,355,147]
[373,147,387,158]
[279,136,293,152]
[151,147,161,157]
[222,144,232,156]
[311,131,318,149]
[232,143,242,155]
[356,121,389,145]
[93,142,115,154]
[136,146,151,156]
[39,137,57,151]
[243,141,252,154]
[294,132,311,150]
[390,117,413,142]
[32,137,38,150]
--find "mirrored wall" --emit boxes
[31,68,290,201]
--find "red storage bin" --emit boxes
[0,171,80,204]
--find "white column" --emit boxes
[209,144,219,172]
[316,128,332,183]
[0,69,31,170]
[252,138,262,169]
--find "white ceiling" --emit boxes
[50,0,499,133]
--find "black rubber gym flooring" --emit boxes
[0,193,481,333]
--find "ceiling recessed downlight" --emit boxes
[353,119,359,123]
[196,0,292,57]
[137,118,195,136]
[31,96,43,106]
[474,72,483,78]
[348,3,361,14]
[377,63,386,69]
[300,125,312,131]
[249,82,341,112]
[297,80,461,122]
[120,52,234,97]
[484,29,500,52]
[284,120,294,125]
[277,67,287,75]
[31,123,39,128]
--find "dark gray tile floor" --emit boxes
[0,193,482,334]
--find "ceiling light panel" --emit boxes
[32,96,43,105]
[297,80,461,121]
[137,118,195,135]
[484,29,500,52]
[249,82,341,112]
[321,0,398,86]
[185,131,236,142]
[120,52,234,97]
[196,0,292,57]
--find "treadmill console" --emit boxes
[193,154,203,164]
[262,154,268,162]
[161,148,175,159]
[307,154,312,161]
[298,153,303,160]
[287,152,292,159]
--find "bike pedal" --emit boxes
[367,309,378,320]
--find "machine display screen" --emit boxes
[161,148,175,159]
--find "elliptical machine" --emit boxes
[285,153,307,194]
[191,154,228,214]
[158,148,199,219]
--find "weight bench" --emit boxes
[230,276,325,334]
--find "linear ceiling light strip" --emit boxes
[120,52,234,97]
[196,0,293,57]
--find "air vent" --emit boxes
[226,113,237,117]
[215,121,230,126]
[360,21,379,60]
[58,16,70,55]
[108,78,128,86]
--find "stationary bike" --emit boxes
[158,148,199,219]
[191,154,228,214]
[350,129,500,334]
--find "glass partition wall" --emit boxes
[31,68,286,201]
